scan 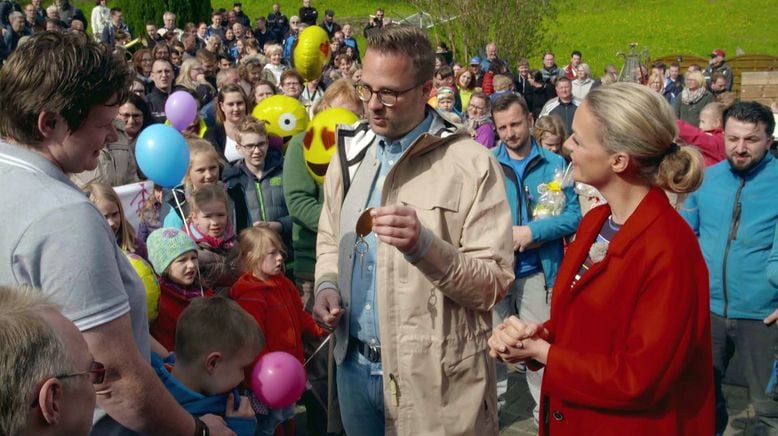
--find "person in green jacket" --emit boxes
[282,78,362,436]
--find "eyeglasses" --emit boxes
[119,112,143,120]
[356,81,426,107]
[240,142,266,151]
[57,361,106,384]
[30,361,106,407]
[468,103,486,112]
[282,81,301,87]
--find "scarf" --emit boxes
[186,219,237,251]
[158,275,204,300]
[681,86,707,105]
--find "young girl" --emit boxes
[186,184,240,293]
[532,114,568,157]
[163,138,222,229]
[85,182,148,259]
[230,227,326,436]
[261,44,286,86]
[85,182,160,322]
[147,227,214,351]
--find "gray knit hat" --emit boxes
[146,228,198,275]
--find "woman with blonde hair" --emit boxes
[675,70,715,126]
[262,44,286,86]
[175,58,216,106]
[647,72,665,94]
[489,82,713,435]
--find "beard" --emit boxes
[727,151,762,173]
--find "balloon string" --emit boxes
[172,189,204,297]
[304,333,332,367]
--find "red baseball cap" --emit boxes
[711,48,726,58]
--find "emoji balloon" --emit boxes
[303,107,360,184]
[293,26,330,82]
[252,95,309,152]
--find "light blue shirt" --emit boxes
[349,113,434,347]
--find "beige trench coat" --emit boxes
[315,114,514,435]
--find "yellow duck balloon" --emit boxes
[302,108,360,184]
[252,95,309,152]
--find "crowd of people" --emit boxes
[0,1,777,436]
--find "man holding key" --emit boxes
[313,25,514,435]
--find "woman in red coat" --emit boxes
[489,82,715,435]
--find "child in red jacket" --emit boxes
[147,227,214,351]
[230,227,326,436]
[676,101,726,166]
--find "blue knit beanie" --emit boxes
[146,228,198,275]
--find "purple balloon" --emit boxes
[165,91,198,131]
[250,351,306,408]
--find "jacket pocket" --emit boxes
[396,180,463,282]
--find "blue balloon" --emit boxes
[135,124,190,188]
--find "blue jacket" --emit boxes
[682,152,778,320]
[151,353,256,436]
[493,140,581,288]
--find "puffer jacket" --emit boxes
[223,147,292,251]
[315,110,514,435]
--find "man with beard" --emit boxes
[682,101,778,436]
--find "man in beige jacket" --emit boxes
[313,25,515,435]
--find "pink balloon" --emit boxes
[165,91,198,131]
[250,351,306,408]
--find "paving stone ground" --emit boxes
[294,368,755,435]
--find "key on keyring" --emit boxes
[355,208,373,278]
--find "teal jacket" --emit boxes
[493,140,581,288]
[682,152,778,319]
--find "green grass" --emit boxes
[548,0,778,76]
[72,0,776,77]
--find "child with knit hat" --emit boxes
[436,87,463,124]
[147,227,214,351]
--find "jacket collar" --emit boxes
[728,149,774,179]
[560,187,669,293]
[493,137,546,167]
[341,107,464,163]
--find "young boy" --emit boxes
[152,296,265,436]
[676,101,726,166]
[436,87,463,124]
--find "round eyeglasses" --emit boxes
[355,81,426,107]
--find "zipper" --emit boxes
[255,181,267,221]
[722,177,745,318]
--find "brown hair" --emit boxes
[215,83,249,125]
[188,183,231,217]
[533,114,567,143]
[175,296,264,365]
[366,25,434,83]
[238,227,287,274]
[0,32,132,147]
[585,82,703,193]
[235,116,268,145]
[84,182,138,253]
[491,92,529,118]
[132,48,152,74]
